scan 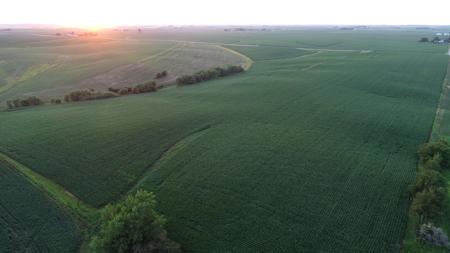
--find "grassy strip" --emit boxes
[217,45,254,70]
[402,49,450,252]
[130,126,210,193]
[0,152,97,225]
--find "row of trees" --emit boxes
[411,140,450,221]
[419,37,450,43]
[6,96,42,109]
[108,81,157,96]
[411,140,450,248]
[64,89,119,102]
[90,190,182,253]
[177,65,244,85]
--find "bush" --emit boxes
[64,90,119,102]
[416,223,450,249]
[90,190,182,253]
[419,37,429,42]
[6,97,42,109]
[155,71,168,79]
[108,87,121,93]
[410,169,446,196]
[119,88,129,95]
[419,140,450,169]
[412,188,446,222]
[177,65,244,86]
[50,98,62,104]
[133,81,156,94]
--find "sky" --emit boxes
[1,0,450,28]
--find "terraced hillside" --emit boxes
[0,29,448,252]
[0,30,247,102]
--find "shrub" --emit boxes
[133,81,156,94]
[155,71,168,79]
[119,88,129,95]
[90,190,182,253]
[64,90,119,102]
[419,37,429,42]
[416,223,450,249]
[6,97,42,109]
[412,188,446,222]
[410,169,446,196]
[177,65,244,86]
[419,141,450,169]
[50,98,62,104]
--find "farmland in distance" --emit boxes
[0,28,448,252]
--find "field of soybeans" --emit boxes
[0,161,81,252]
[0,27,448,252]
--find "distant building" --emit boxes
[436,32,443,36]
[444,32,450,36]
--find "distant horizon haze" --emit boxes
[1,0,450,29]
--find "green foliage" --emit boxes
[410,169,446,196]
[6,96,42,109]
[132,81,157,94]
[64,89,119,102]
[419,37,429,43]
[412,188,447,222]
[155,70,168,79]
[90,190,181,253]
[419,140,450,169]
[50,98,62,104]
[176,65,244,85]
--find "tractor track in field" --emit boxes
[129,125,211,193]
[428,47,450,141]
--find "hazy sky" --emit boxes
[2,0,450,28]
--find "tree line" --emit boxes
[6,96,43,109]
[107,81,157,96]
[419,37,450,43]
[411,140,450,248]
[177,65,244,85]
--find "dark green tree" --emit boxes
[90,190,181,253]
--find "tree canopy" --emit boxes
[90,190,182,253]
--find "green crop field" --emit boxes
[0,160,81,252]
[0,28,449,252]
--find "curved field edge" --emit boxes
[216,45,254,70]
[131,125,211,192]
[402,47,450,253]
[0,152,97,224]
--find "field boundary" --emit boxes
[215,45,254,70]
[402,47,450,252]
[0,152,97,225]
[429,55,450,141]
[130,125,211,193]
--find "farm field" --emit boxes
[0,160,81,252]
[0,29,247,103]
[0,28,449,252]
